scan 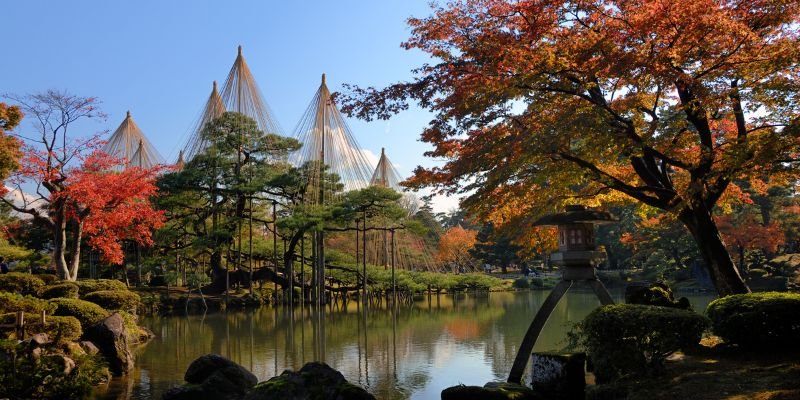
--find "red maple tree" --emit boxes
[3,91,165,280]
[58,150,165,266]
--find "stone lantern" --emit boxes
[536,204,616,280]
[507,205,618,384]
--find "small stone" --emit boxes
[47,354,76,375]
[80,340,100,355]
[28,333,50,347]
[30,347,43,360]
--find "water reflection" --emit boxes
[92,290,715,400]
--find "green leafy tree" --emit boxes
[469,223,522,274]
[155,112,299,292]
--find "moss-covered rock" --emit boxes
[706,291,800,349]
[164,354,257,400]
[41,282,80,299]
[75,279,127,295]
[83,290,140,311]
[49,298,109,330]
[441,383,542,400]
[0,272,45,296]
[244,362,374,400]
[117,311,153,344]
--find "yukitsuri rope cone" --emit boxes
[103,111,163,170]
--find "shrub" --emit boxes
[530,277,544,288]
[41,283,80,299]
[512,278,530,289]
[0,292,57,315]
[626,283,691,310]
[0,272,45,296]
[75,279,127,295]
[0,341,107,399]
[49,298,109,330]
[579,304,709,382]
[0,313,82,344]
[36,274,59,285]
[456,273,502,291]
[705,292,800,349]
[83,290,140,311]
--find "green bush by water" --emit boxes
[0,272,45,296]
[706,291,800,349]
[49,298,109,329]
[512,278,530,289]
[578,304,709,382]
[76,279,127,295]
[83,290,140,311]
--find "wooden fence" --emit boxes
[0,310,48,340]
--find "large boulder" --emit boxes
[164,354,257,400]
[244,362,374,400]
[82,312,134,376]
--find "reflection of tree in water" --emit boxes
[97,291,718,399]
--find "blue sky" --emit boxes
[2,1,460,212]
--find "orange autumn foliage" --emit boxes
[343,0,800,295]
[436,226,478,269]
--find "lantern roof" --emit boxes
[533,205,617,226]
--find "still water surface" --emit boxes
[92,289,715,399]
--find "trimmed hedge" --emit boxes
[581,304,709,382]
[0,313,82,344]
[75,279,127,295]
[37,274,59,285]
[0,292,57,315]
[41,283,80,299]
[49,298,109,330]
[0,272,45,296]
[706,291,800,349]
[83,290,140,311]
[512,278,530,289]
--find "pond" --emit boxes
[91,289,715,399]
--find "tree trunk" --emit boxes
[204,250,228,294]
[53,208,70,280]
[67,221,83,281]
[678,206,749,296]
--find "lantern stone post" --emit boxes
[507,205,617,384]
